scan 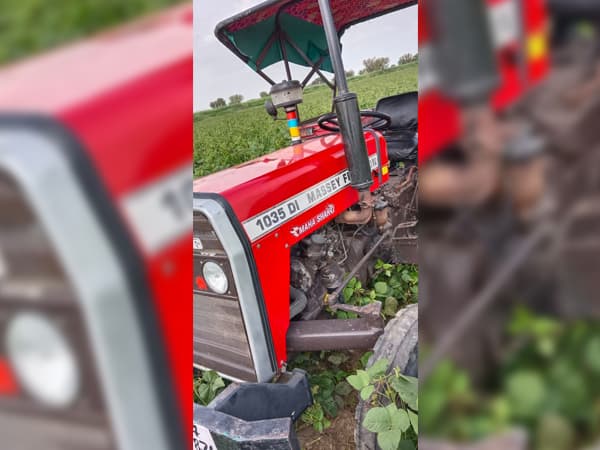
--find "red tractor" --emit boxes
[0,5,192,449]
[193,0,418,447]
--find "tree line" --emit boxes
[209,53,417,110]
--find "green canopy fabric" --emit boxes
[215,0,416,76]
[226,13,333,72]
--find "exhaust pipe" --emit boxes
[318,0,373,191]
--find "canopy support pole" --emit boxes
[256,32,278,69]
[281,31,333,89]
[317,0,349,94]
[301,55,325,87]
[278,33,293,80]
[255,68,276,85]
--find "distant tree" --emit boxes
[209,98,226,109]
[259,91,269,98]
[345,69,355,78]
[362,57,390,73]
[398,53,418,65]
[229,94,244,105]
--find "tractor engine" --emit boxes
[289,166,417,320]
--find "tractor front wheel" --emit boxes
[355,304,418,450]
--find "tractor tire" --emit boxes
[355,304,418,450]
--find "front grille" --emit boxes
[193,211,258,382]
[193,293,257,381]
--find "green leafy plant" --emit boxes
[193,370,226,406]
[372,261,418,316]
[337,277,371,319]
[334,261,418,320]
[289,350,357,432]
[301,403,331,433]
[347,358,418,450]
[1,0,186,65]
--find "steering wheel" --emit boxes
[317,111,391,132]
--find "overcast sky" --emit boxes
[193,0,417,111]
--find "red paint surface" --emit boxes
[0,359,18,396]
[418,91,462,165]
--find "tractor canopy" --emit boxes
[215,0,416,85]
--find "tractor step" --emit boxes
[194,369,312,450]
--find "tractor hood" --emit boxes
[193,132,388,242]
[215,0,416,76]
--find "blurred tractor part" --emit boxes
[556,196,600,318]
[421,429,528,450]
[420,0,600,447]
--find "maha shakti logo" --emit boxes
[290,204,335,237]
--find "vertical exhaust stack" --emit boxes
[318,0,373,192]
[427,0,499,104]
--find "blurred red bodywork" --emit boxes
[0,4,193,427]
[0,360,18,396]
[419,0,550,164]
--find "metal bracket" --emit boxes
[329,300,382,319]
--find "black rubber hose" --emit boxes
[290,286,308,318]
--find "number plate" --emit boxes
[488,0,520,48]
[193,422,217,450]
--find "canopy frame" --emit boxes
[215,0,417,88]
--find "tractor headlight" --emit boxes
[6,313,80,408]
[202,261,228,294]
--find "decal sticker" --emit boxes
[369,153,379,171]
[193,236,203,250]
[488,0,519,48]
[121,163,192,255]
[243,155,379,241]
[290,204,336,237]
[193,422,217,450]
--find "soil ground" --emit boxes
[293,350,364,450]
[297,408,357,450]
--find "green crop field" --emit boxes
[194,62,418,177]
[0,0,185,65]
